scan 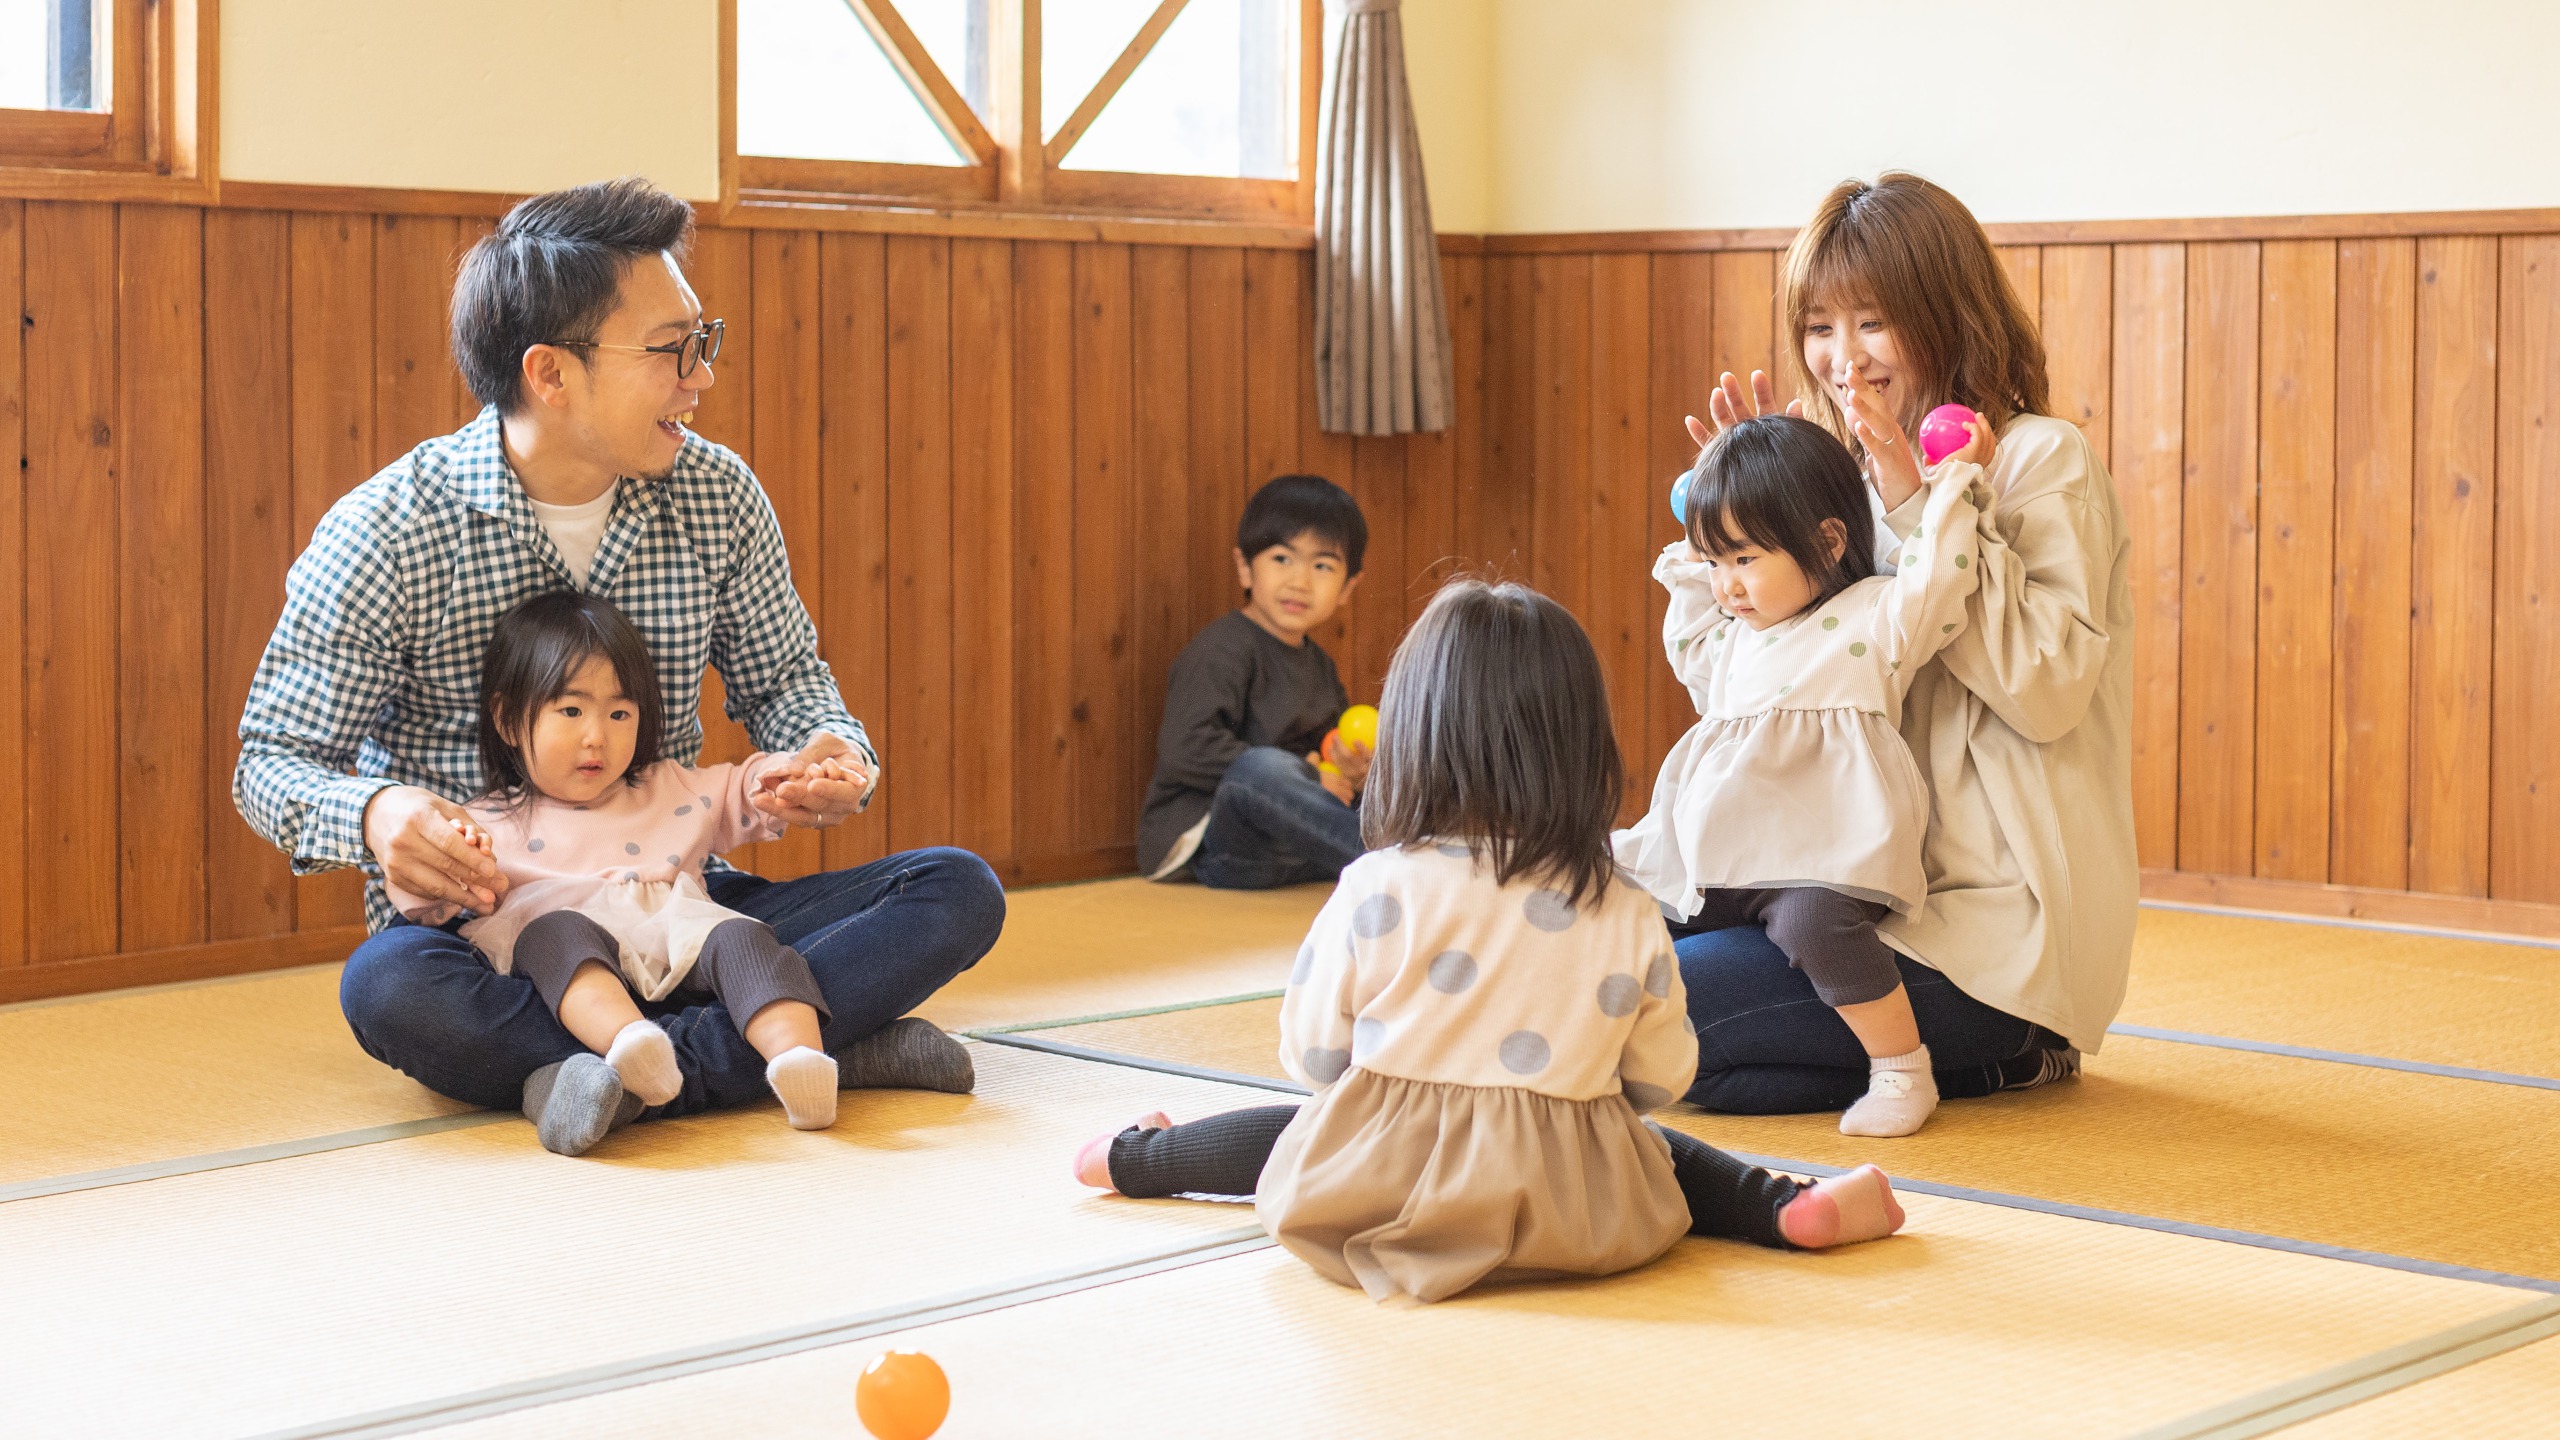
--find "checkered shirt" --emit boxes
[233,407,875,932]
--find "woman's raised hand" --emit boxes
[1841,374,1924,512]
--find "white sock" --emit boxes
[766,1046,840,1130]
[1840,1045,1938,1137]
[604,1020,683,1107]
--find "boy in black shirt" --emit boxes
[1140,475,1370,888]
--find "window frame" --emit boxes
[722,0,1321,225]
[0,0,216,197]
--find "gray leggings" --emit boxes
[510,910,831,1031]
[1686,887,1900,1007]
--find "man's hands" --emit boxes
[750,733,876,829]
[364,786,506,913]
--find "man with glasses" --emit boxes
[234,177,1005,1155]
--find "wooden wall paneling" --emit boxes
[22,202,121,961]
[1186,247,1247,639]
[681,227,757,775]
[1997,244,2043,323]
[1476,256,1537,581]
[201,210,298,942]
[1240,247,1302,491]
[115,203,209,952]
[2329,238,2416,890]
[1529,255,1592,617]
[2491,235,2560,903]
[454,220,496,426]
[948,236,1016,867]
[2250,239,2336,882]
[2176,241,2261,876]
[1012,241,1078,869]
[1432,251,1483,578]
[812,231,890,874]
[2113,243,2186,868]
[371,215,462,463]
[1347,435,1406,705]
[1129,245,1193,795]
[1706,251,1778,410]
[285,211,377,930]
[1587,252,1653,816]
[2040,244,2112,464]
[1070,242,1137,856]
[1644,252,1714,786]
[885,234,957,854]
[749,229,826,880]
[0,200,22,963]
[1295,253,1358,675]
[2407,236,2498,896]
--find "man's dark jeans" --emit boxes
[340,846,1005,1114]
[1190,746,1364,890]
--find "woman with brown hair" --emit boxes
[1672,171,2137,1116]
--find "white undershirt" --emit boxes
[526,485,618,589]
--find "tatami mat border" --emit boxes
[2108,1024,2560,1091]
[0,1113,515,1206]
[963,989,1287,1035]
[238,1229,1274,1440]
[2135,899,2560,950]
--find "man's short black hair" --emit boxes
[1237,473,1367,576]
[450,176,697,416]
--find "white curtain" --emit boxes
[1314,0,1453,436]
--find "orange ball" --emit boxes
[856,1350,950,1440]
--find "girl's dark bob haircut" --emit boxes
[1361,578,1625,908]
[476,591,666,801]
[1685,413,1878,605]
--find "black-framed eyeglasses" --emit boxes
[545,318,725,380]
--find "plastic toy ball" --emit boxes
[1337,704,1380,752]
[856,1350,950,1440]
[1917,404,1982,467]
[1669,468,1695,524]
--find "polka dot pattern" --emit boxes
[1622,1081,1673,1113]
[699,794,713,808]
[1821,616,1840,630]
[1352,894,1403,939]
[1954,553,1971,569]
[666,854,684,868]
[1426,950,1477,994]
[1291,942,1316,985]
[1353,1017,1387,1056]
[1849,642,1868,657]
[527,838,545,853]
[1303,1047,1352,1085]
[1523,890,1577,932]
[1436,842,1472,859]
[1498,1030,1551,1075]
[1596,973,1641,1018]
[1644,953,1673,997]
[623,842,641,856]
[674,804,692,817]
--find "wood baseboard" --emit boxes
[1001,847,1138,889]
[0,925,369,1006]
[2139,870,2560,943]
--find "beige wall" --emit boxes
[1399,0,1495,235]
[1485,0,2560,233]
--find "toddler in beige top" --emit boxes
[385,591,870,1134]
[1615,413,1992,1136]
[1072,579,1906,1303]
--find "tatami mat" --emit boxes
[1019,996,2560,1283]
[913,876,1327,1032]
[2281,1333,2560,1437]
[0,1046,1269,1439]
[426,1188,2531,1439]
[2121,906,2560,1079]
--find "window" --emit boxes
[732,0,1316,221]
[0,0,211,186]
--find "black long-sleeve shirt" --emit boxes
[1138,611,1350,874]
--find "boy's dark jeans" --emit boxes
[1190,747,1364,890]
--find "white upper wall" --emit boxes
[1485,0,2560,232]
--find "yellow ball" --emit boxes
[856,1351,950,1440]
[1337,704,1379,752]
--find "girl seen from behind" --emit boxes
[1073,579,1904,1304]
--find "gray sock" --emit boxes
[833,1018,975,1094]
[521,1054,640,1156]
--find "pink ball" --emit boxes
[1917,404,1980,466]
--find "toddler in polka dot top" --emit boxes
[1074,579,1905,1303]
[1614,413,1993,1137]
[384,591,871,1133]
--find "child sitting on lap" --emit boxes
[386,591,867,1143]
[1080,579,1904,1304]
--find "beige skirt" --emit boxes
[1254,1071,1691,1303]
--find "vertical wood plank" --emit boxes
[2177,241,2259,876]
[23,202,121,961]
[1013,241,1078,868]
[453,219,497,427]
[2040,244,2112,465]
[1346,435,1405,702]
[885,234,956,854]
[683,227,756,775]
[1297,251,1359,674]
[2491,236,2560,904]
[1530,255,1592,618]
[1130,245,1193,791]
[0,200,22,962]
[1187,247,1247,638]
[812,231,888,874]
[1241,246,1302,490]
[2252,239,2335,882]
[372,215,463,463]
[1587,252,1653,818]
[949,237,1016,870]
[1476,256,1535,579]
[1430,251,1482,579]
[1997,244,2043,325]
[2329,238,2416,891]
[2113,243,2186,869]
[116,204,208,952]
[287,212,376,929]
[750,229,826,880]
[2407,236,2498,897]
[1072,243,1137,856]
[1707,251,1778,409]
[203,210,297,941]
[1646,252,1715,790]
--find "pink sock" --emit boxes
[1778,1165,1907,1249]
[1072,1111,1171,1191]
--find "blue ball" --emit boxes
[1669,469,1693,524]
